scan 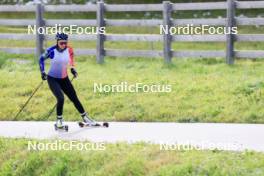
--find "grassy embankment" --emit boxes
[0,138,264,176]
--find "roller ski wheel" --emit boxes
[103,122,109,127]
[54,124,69,132]
[78,122,85,128]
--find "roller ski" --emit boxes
[54,117,69,132]
[78,121,109,128]
[78,113,109,128]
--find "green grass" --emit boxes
[0,138,264,176]
[0,52,263,123]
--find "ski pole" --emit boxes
[14,81,44,120]
[45,77,75,119]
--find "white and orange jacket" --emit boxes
[39,45,74,79]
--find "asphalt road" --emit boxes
[0,121,263,152]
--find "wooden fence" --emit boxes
[0,0,264,64]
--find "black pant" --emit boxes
[47,75,85,116]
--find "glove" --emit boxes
[41,72,47,80]
[71,68,78,78]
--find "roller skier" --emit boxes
[39,33,108,131]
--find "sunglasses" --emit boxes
[58,42,67,46]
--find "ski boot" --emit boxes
[54,116,68,132]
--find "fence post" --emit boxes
[226,0,235,65]
[35,3,45,60]
[162,1,172,63]
[96,1,105,64]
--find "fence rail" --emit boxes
[1,1,264,12]
[1,18,264,27]
[0,0,264,64]
[2,33,264,42]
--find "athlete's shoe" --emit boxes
[56,117,64,128]
[81,113,100,126]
